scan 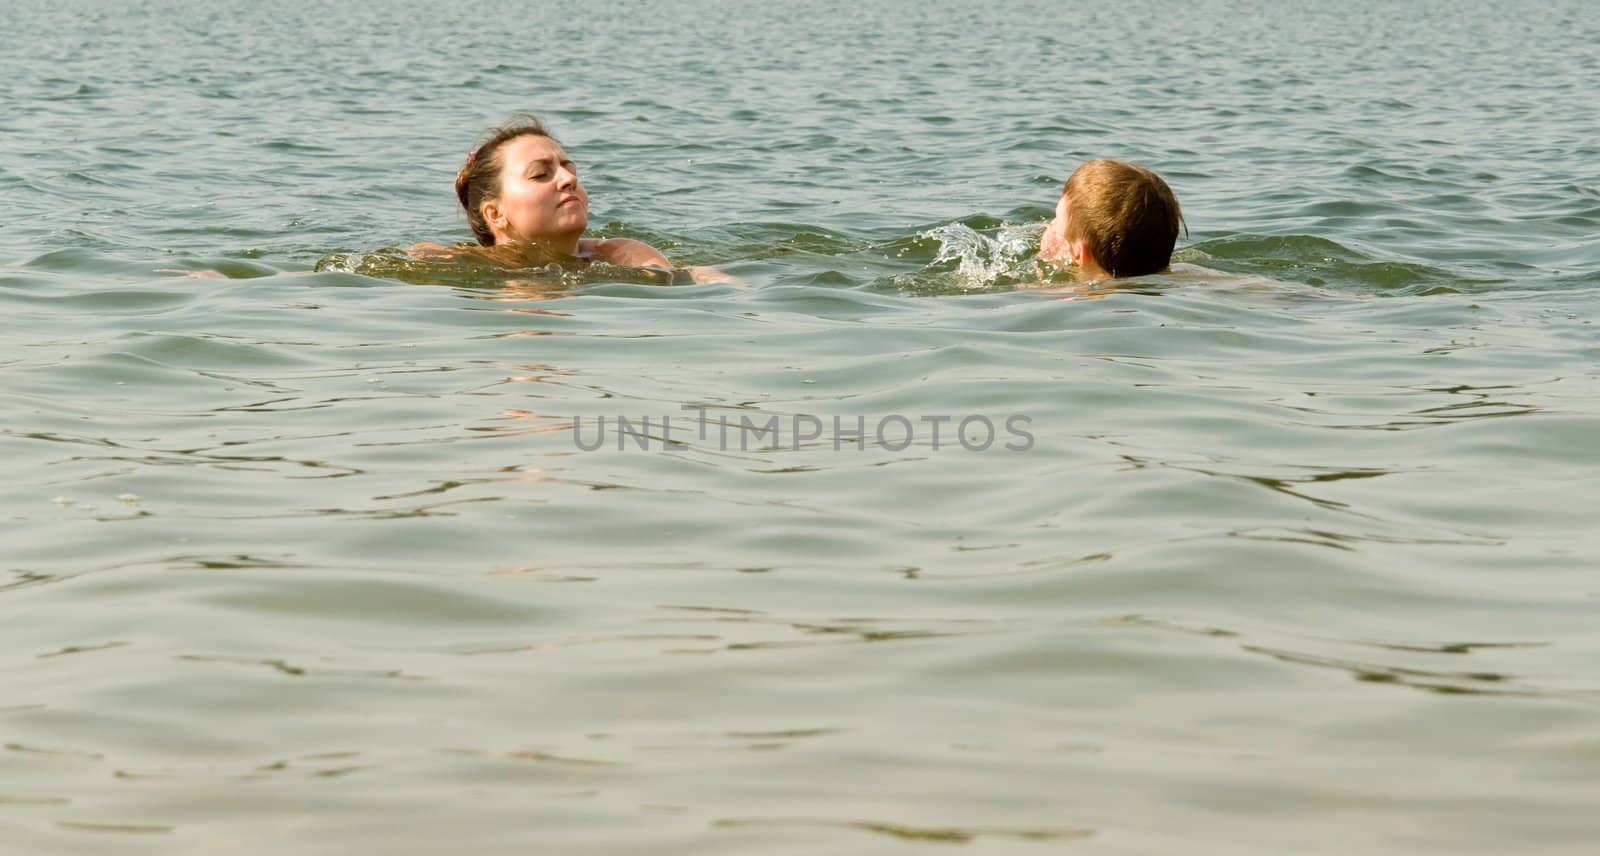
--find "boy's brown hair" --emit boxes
[1064,159,1183,277]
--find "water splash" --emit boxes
[915,221,1045,290]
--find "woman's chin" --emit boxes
[558,209,589,233]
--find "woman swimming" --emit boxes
[415,116,726,282]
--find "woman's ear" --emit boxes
[480,201,504,237]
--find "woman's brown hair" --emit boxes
[453,116,556,246]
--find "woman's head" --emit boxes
[454,117,589,248]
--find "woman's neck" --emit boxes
[487,223,584,257]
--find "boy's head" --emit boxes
[1040,159,1182,278]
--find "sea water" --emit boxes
[3,1,1599,853]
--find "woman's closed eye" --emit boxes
[527,158,578,182]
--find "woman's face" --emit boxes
[484,134,589,247]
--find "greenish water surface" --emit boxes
[3,1,1599,854]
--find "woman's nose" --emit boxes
[555,167,577,189]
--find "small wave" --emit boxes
[1192,234,1495,294]
[313,247,686,290]
[314,248,578,289]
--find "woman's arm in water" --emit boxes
[594,238,739,285]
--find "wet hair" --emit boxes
[453,116,557,246]
[1063,159,1184,277]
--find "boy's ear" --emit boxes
[1069,238,1091,268]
